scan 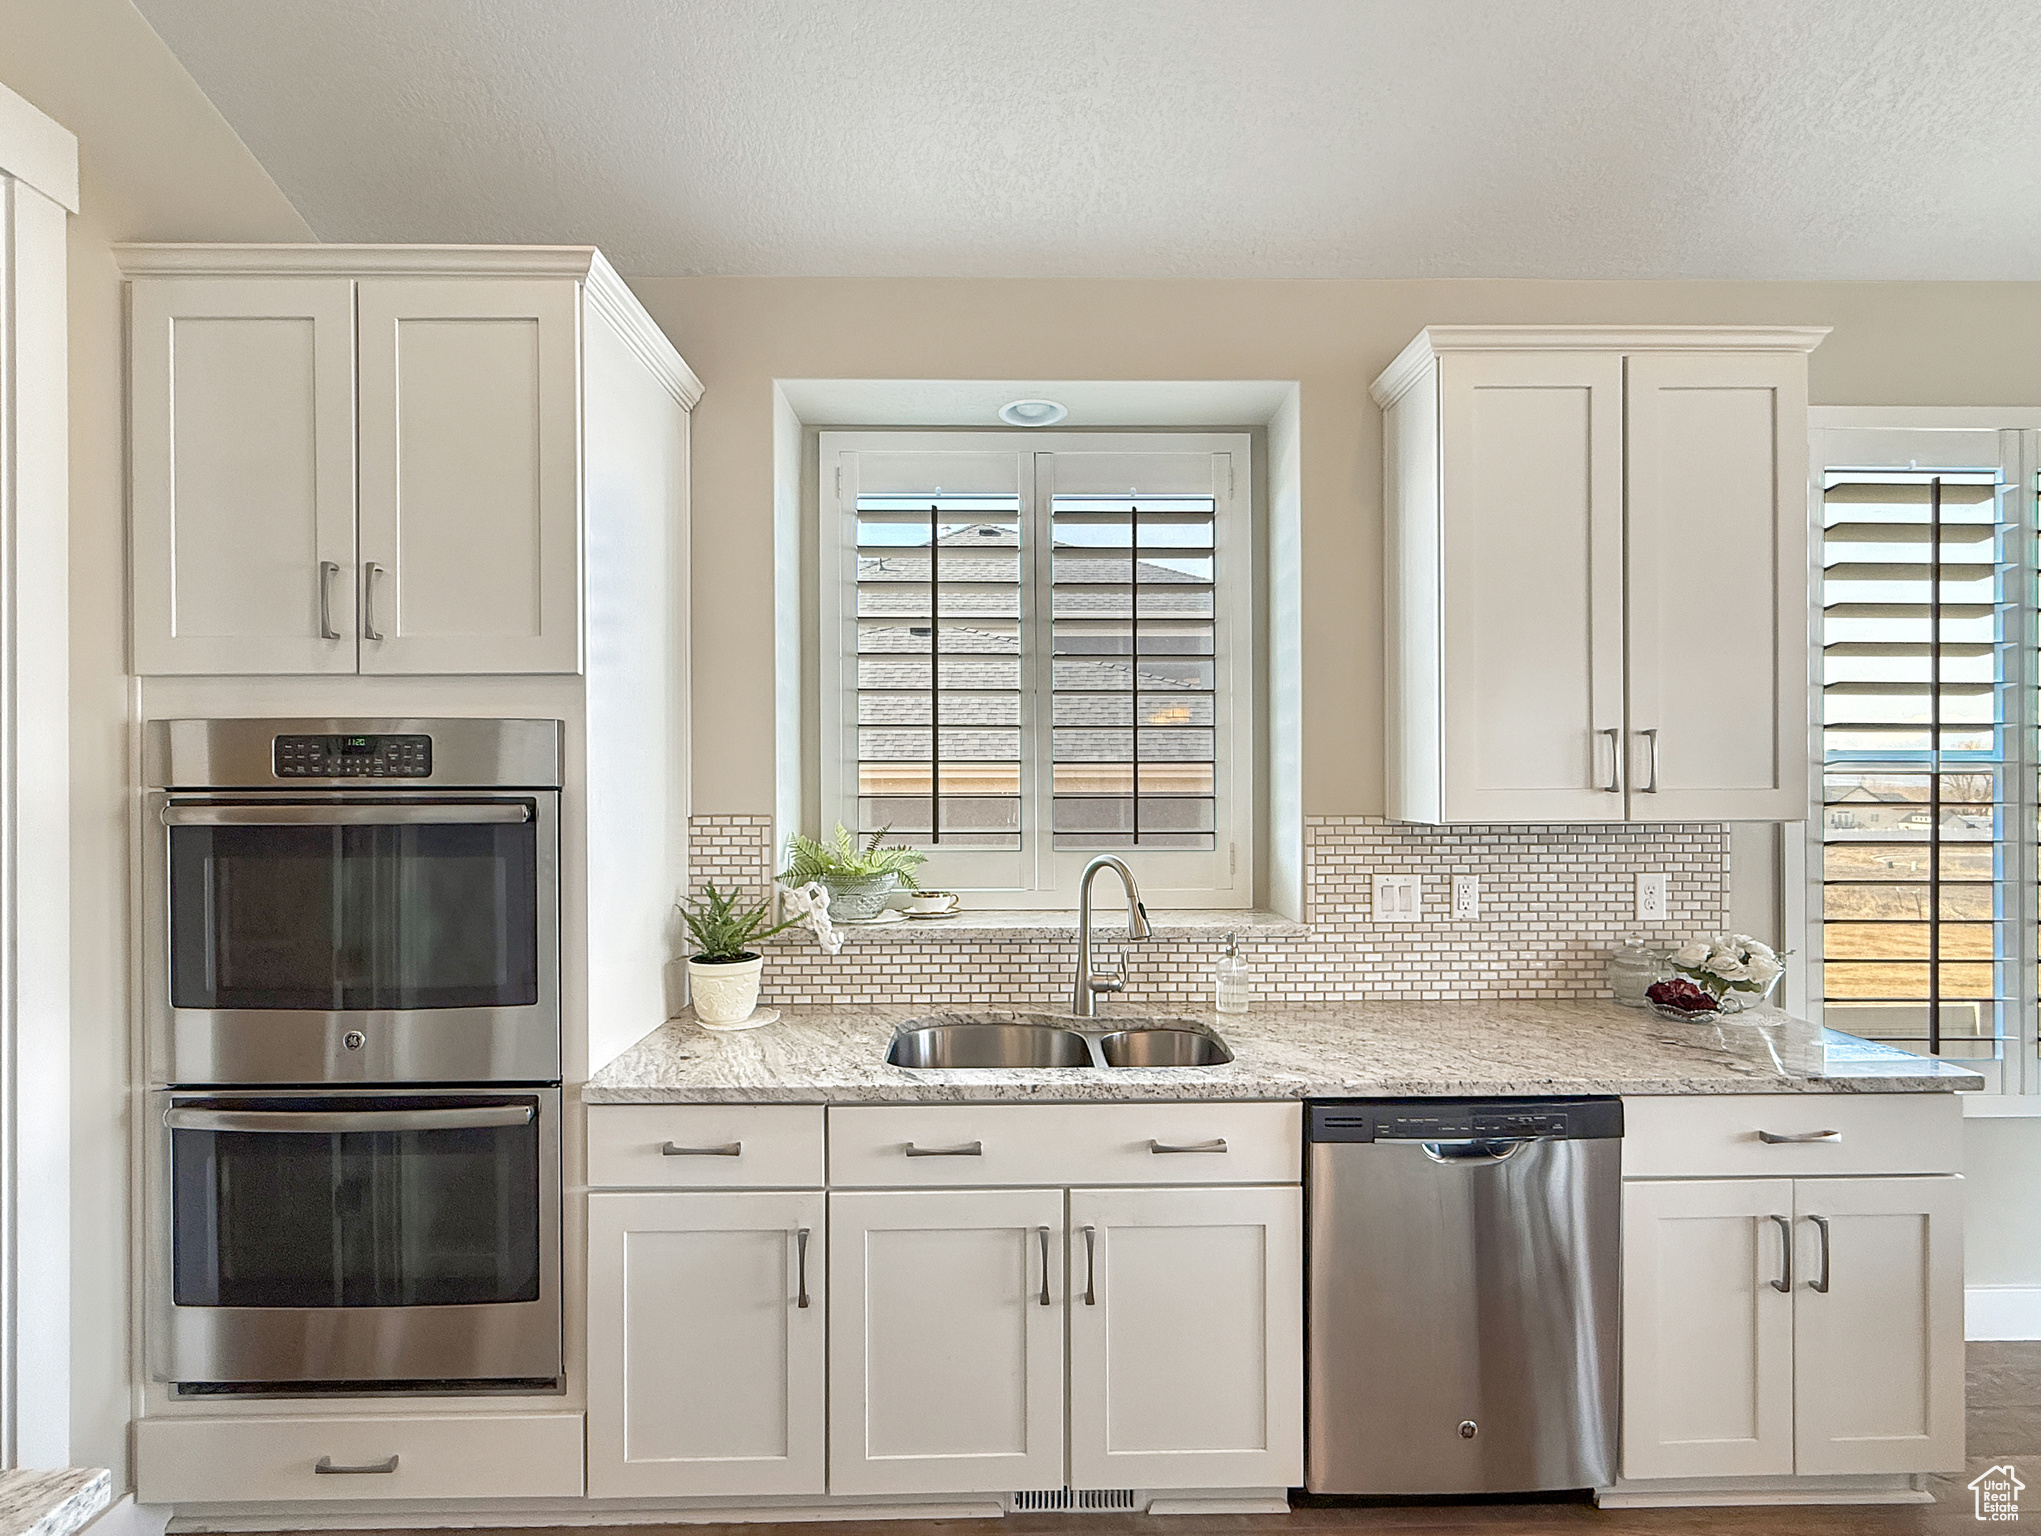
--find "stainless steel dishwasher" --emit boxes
[1305,1097,1622,1495]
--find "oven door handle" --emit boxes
[165,1105,536,1134]
[161,803,532,827]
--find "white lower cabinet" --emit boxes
[1068,1186,1303,1490]
[828,1187,1067,1496]
[587,1190,826,1497]
[1622,1174,1962,1482]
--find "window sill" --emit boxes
[766,908,1308,945]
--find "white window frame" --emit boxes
[816,429,1256,908]
[1802,411,2041,1105]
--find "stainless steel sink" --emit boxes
[884,1013,1232,1070]
[886,1020,1093,1069]
[1097,1027,1235,1067]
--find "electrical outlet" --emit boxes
[1373,874,1423,923]
[1452,875,1480,920]
[1637,872,1668,922]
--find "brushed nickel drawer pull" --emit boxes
[796,1226,811,1309]
[1037,1225,1051,1306]
[661,1141,741,1157]
[905,1140,983,1157]
[315,1455,398,1475]
[1081,1224,1097,1306]
[1808,1214,1832,1294]
[1150,1137,1228,1154]
[318,560,341,640]
[1639,726,1660,793]
[1757,1129,1840,1144]
[1599,726,1621,793]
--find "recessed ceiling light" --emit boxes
[999,398,1068,427]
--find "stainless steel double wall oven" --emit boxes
[145,719,565,1394]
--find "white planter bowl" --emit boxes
[688,954,764,1025]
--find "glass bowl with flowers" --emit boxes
[1645,933,1787,1022]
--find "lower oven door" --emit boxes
[150,1087,562,1392]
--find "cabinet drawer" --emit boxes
[134,1411,585,1503]
[588,1104,824,1188]
[828,1102,1300,1187]
[1621,1093,1961,1179]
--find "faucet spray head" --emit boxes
[1127,897,1154,941]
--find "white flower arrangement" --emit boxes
[1667,933,1787,1003]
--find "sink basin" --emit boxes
[886,1021,1092,1069]
[1097,1027,1235,1067]
[884,1013,1233,1069]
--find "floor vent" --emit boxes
[1010,1488,1138,1512]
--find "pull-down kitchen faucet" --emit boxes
[1072,855,1153,1017]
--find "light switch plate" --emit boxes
[1637,872,1668,922]
[1373,874,1422,923]
[1452,875,1480,920]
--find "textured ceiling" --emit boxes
[129,0,2041,280]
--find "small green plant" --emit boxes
[779,824,928,889]
[678,882,803,962]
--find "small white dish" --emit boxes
[839,909,907,927]
[691,1005,781,1033]
[906,910,961,921]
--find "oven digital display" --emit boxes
[273,733,432,778]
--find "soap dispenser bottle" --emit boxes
[1215,931,1250,1015]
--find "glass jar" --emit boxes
[1607,938,1666,1008]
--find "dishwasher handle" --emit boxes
[1418,1137,1535,1163]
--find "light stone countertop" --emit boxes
[0,1470,112,1536]
[584,999,1984,1104]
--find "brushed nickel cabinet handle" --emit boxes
[796,1227,811,1309]
[1150,1138,1228,1154]
[318,560,341,640]
[905,1140,983,1157]
[1599,726,1622,793]
[1081,1224,1097,1306]
[1757,1129,1841,1145]
[1037,1225,1051,1306]
[661,1141,741,1157]
[1768,1213,1792,1293]
[1639,727,1660,793]
[362,562,386,641]
[1808,1214,1832,1294]
[315,1455,398,1475]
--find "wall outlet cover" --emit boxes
[1373,874,1422,923]
[1452,875,1480,920]
[1637,871,1668,922]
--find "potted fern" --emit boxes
[780,824,929,922]
[679,883,802,1027]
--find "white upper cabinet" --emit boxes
[356,280,582,674]
[129,278,358,675]
[1376,327,1826,823]
[121,247,700,677]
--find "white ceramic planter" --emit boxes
[687,954,764,1025]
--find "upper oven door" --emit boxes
[147,793,561,1086]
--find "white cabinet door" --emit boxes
[1624,351,1809,820]
[1068,1186,1302,1491]
[1621,1179,1794,1480]
[129,277,357,674]
[356,279,581,674]
[1436,350,1627,821]
[587,1190,825,1498]
[1793,1176,1965,1476]
[829,1188,1064,1496]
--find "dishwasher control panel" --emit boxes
[1308,1097,1623,1142]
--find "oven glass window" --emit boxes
[168,812,540,1011]
[171,1096,542,1308]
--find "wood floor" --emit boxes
[292,1344,2041,1536]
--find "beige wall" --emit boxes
[630,275,2041,816]
[0,0,311,1482]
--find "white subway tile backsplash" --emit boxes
[684,814,1728,1008]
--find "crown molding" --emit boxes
[1370,324,1832,408]
[113,243,702,411]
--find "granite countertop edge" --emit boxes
[584,1001,1984,1105]
[0,1469,113,1536]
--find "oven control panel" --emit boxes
[273,733,433,778]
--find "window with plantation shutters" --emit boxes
[1815,443,2026,1086]
[818,431,1254,907]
